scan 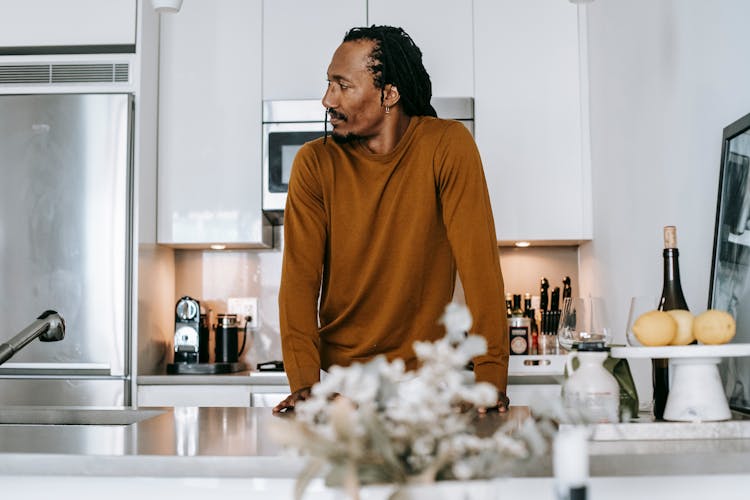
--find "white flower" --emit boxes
[329,396,358,439]
[459,381,497,408]
[272,301,558,495]
[458,335,487,360]
[439,302,473,343]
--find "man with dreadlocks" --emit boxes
[273,26,509,413]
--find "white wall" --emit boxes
[134,0,177,379]
[579,0,750,400]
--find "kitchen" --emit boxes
[2,0,750,497]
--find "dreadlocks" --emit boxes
[342,25,437,118]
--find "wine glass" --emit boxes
[626,296,660,347]
[557,297,611,351]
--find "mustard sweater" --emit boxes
[279,116,509,393]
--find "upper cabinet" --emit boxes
[154,0,590,246]
[157,0,271,248]
[262,0,366,100]
[261,0,473,100]
[368,0,474,98]
[475,0,592,244]
[0,0,136,50]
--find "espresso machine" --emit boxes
[167,296,247,374]
[172,296,201,364]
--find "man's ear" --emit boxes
[384,84,401,107]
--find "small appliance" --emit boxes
[172,296,201,364]
[215,313,246,363]
[167,300,248,375]
[262,97,475,225]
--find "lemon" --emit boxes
[632,310,677,346]
[693,309,736,345]
[666,309,695,345]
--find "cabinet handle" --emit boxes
[523,359,551,367]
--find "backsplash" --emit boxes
[499,246,580,300]
[173,226,284,369]
[170,229,579,370]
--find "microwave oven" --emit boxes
[262,98,474,225]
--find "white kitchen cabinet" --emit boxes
[262,0,366,100]
[136,384,290,407]
[249,384,291,407]
[137,385,253,407]
[474,0,592,243]
[368,0,474,98]
[157,0,272,248]
[0,0,136,49]
[261,0,473,100]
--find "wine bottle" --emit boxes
[505,293,513,318]
[523,292,532,313]
[652,226,690,420]
[658,226,689,311]
[523,292,539,355]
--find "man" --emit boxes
[273,26,509,413]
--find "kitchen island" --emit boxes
[2,406,750,498]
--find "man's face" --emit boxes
[322,40,386,143]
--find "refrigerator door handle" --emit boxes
[0,362,113,377]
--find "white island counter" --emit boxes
[1,406,750,499]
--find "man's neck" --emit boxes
[360,113,412,155]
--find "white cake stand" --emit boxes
[610,344,750,422]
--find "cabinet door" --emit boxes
[137,385,252,407]
[368,0,473,97]
[262,0,366,100]
[250,384,291,407]
[475,0,592,243]
[158,0,271,247]
[0,0,136,49]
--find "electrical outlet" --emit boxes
[227,297,259,329]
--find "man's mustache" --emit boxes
[327,108,347,121]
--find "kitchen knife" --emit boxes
[550,287,560,312]
[540,278,549,312]
[563,276,572,300]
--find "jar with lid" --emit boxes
[508,294,530,355]
[563,341,619,423]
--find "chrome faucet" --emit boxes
[0,310,65,366]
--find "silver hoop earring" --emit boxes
[385,106,390,114]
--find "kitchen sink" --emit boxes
[0,406,166,425]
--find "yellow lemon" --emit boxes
[666,309,695,345]
[693,309,736,345]
[632,310,677,346]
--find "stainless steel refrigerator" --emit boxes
[0,93,132,405]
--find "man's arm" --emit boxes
[278,144,328,398]
[435,122,510,407]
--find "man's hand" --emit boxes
[272,387,312,414]
[478,391,510,414]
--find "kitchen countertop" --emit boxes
[3,405,750,480]
[0,406,295,478]
[137,360,564,386]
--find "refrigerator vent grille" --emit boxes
[0,63,130,84]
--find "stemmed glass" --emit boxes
[557,297,611,351]
[626,296,660,347]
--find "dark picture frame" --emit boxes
[708,111,750,413]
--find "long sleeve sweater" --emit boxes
[279,115,509,393]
